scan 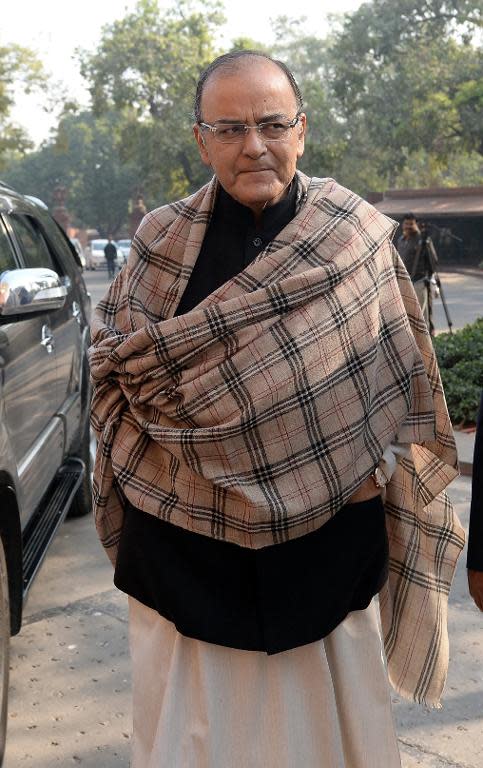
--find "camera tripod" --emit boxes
[412,235,453,335]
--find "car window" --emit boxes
[42,216,82,271]
[0,218,18,273]
[10,214,58,272]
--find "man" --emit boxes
[468,389,483,611]
[90,52,464,767]
[103,236,117,279]
[396,213,437,334]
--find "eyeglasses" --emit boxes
[198,115,301,144]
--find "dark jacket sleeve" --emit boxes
[467,390,483,570]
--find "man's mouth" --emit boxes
[238,168,273,175]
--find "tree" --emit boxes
[393,148,483,187]
[78,0,225,201]
[271,17,349,181]
[60,110,141,235]
[3,108,141,236]
[6,0,480,213]
[0,43,46,169]
[327,0,483,190]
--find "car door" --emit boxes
[36,213,85,451]
[0,215,63,526]
[9,211,84,456]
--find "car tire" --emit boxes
[0,536,10,765]
[68,412,93,519]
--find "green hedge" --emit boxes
[433,317,483,427]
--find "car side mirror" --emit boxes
[0,268,68,319]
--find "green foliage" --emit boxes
[433,317,483,425]
[228,37,270,53]
[271,18,348,180]
[393,149,483,187]
[3,109,141,236]
[3,0,483,229]
[78,0,224,201]
[327,0,483,191]
[0,43,47,168]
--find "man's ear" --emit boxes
[193,124,211,167]
[296,113,307,160]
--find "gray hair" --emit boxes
[194,50,303,123]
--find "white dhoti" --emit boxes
[128,597,401,768]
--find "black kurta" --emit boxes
[114,181,389,653]
[467,390,483,572]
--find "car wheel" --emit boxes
[0,536,10,765]
[68,412,93,519]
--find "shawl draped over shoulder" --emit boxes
[89,173,465,706]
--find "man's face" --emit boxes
[193,59,306,217]
[402,217,419,237]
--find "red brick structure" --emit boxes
[129,192,147,239]
[51,185,71,232]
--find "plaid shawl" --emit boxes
[90,173,464,706]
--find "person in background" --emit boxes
[396,213,420,274]
[89,51,464,768]
[104,236,117,280]
[468,389,483,611]
[396,213,439,335]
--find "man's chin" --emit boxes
[232,182,286,209]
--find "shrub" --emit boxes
[433,317,483,427]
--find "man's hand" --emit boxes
[348,477,382,504]
[468,570,483,611]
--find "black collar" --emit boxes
[216,179,297,235]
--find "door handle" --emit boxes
[40,324,55,354]
[72,301,82,324]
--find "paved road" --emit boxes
[84,268,111,308]
[4,267,482,766]
[433,270,482,335]
[6,515,130,767]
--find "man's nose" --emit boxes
[241,127,267,157]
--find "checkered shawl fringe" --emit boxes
[89,174,464,706]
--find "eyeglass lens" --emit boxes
[212,121,297,143]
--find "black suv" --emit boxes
[0,183,92,762]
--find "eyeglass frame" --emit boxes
[196,114,303,144]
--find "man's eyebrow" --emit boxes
[257,113,291,122]
[211,112,290,124]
